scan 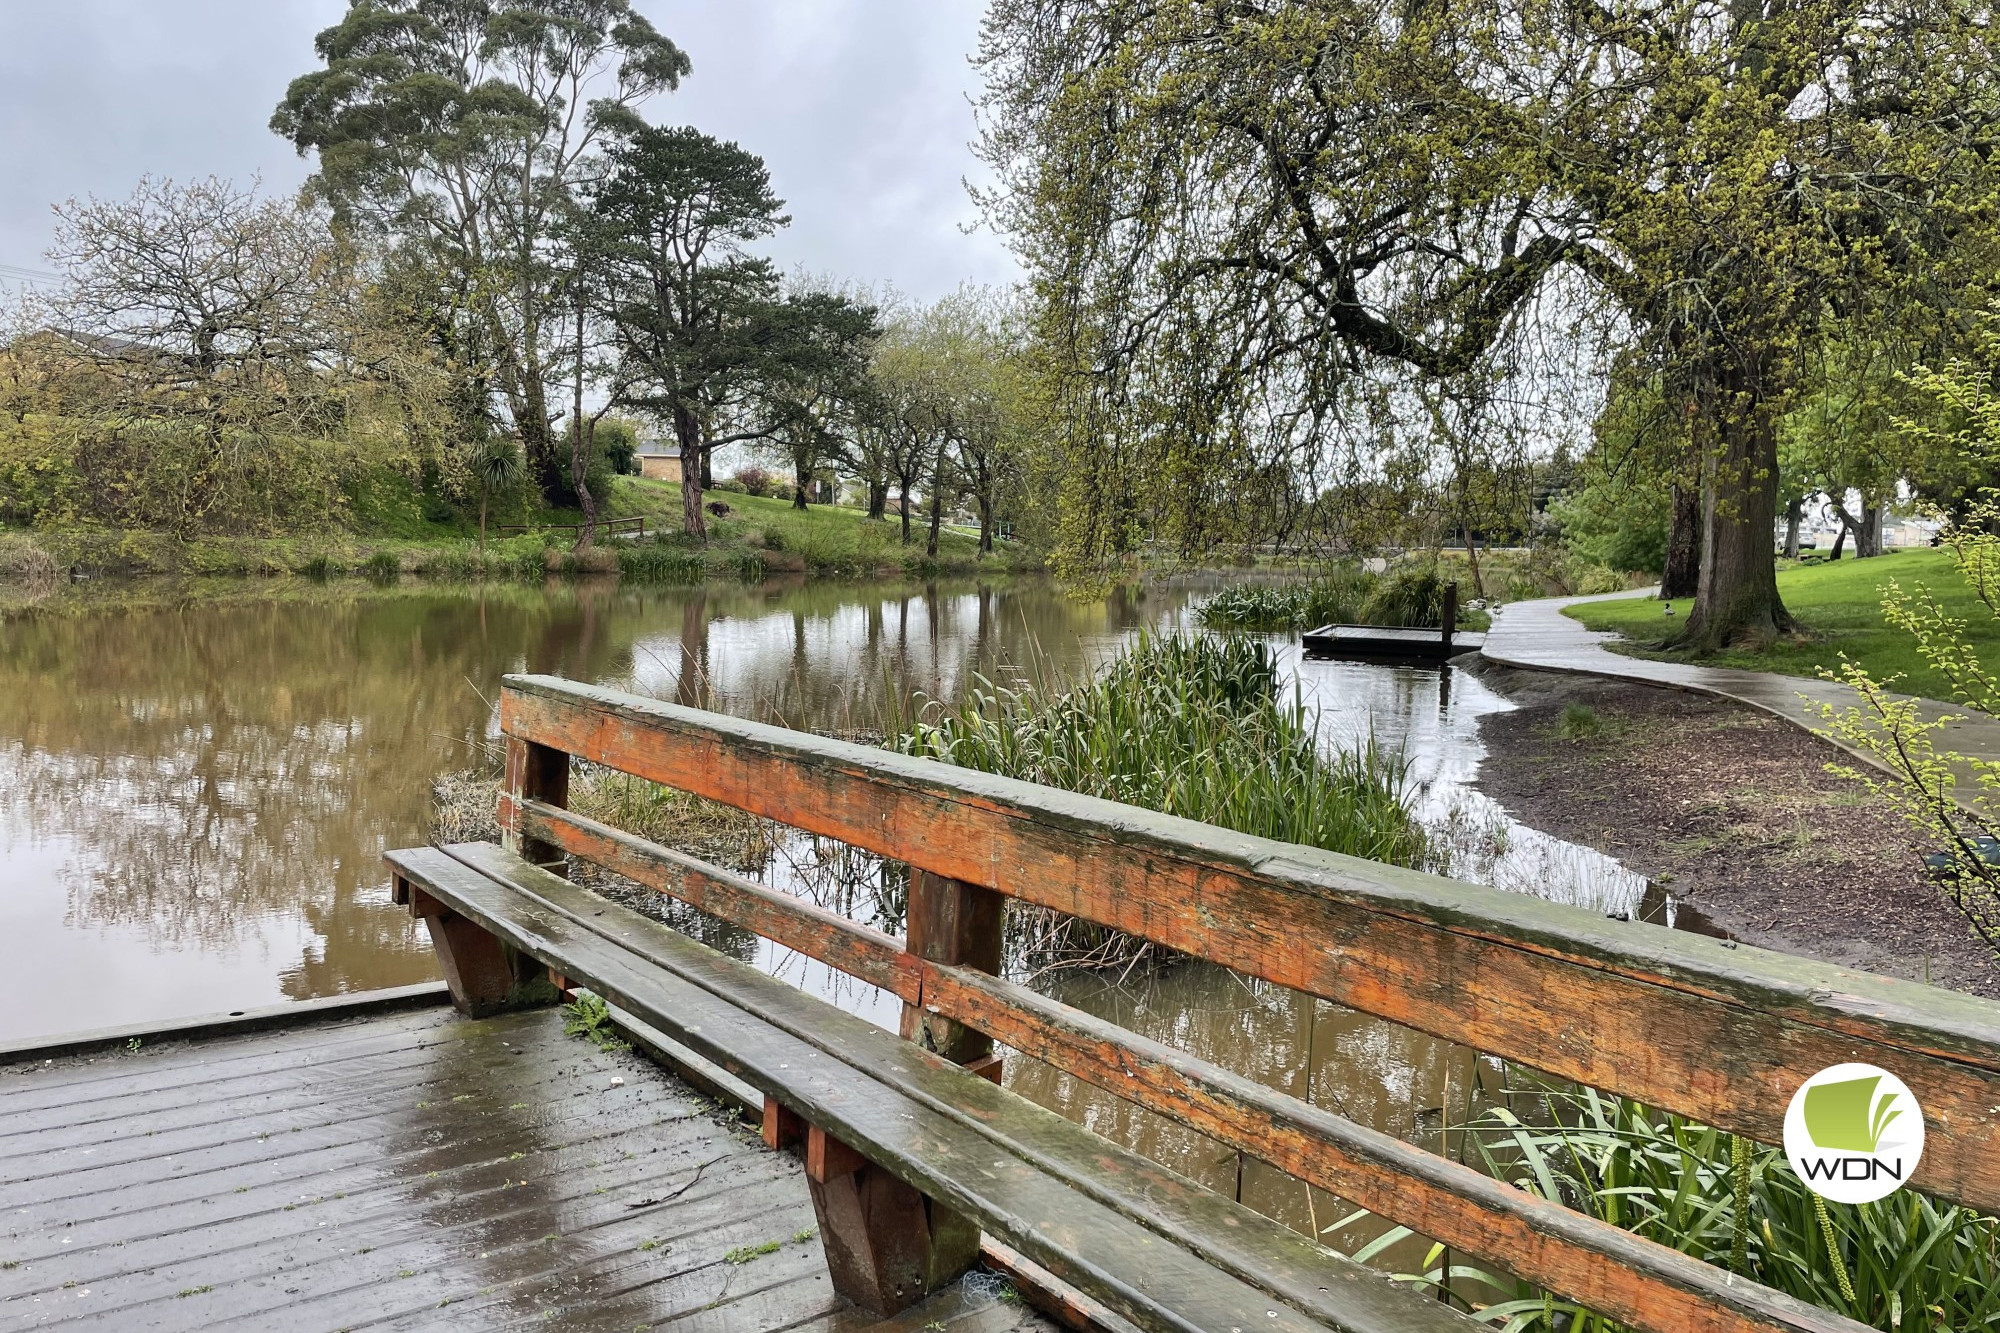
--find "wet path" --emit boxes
[1482,589,2000,806]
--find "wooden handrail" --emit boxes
[496,672,2000,1333]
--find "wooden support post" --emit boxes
[804,1124,980,1317]
[502,736,570,873]
[1441,580,1458,653]
[901,870,1004,1073]
[394,875,558,1019]
[762,1096,805,1151]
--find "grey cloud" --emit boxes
[0,0,1015,299]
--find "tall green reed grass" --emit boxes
[1198,563,1481,632]
[896,633,1427,968]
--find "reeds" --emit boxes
[1197,562,1477,632]
[1375,1078,2000,1331]
[896,632,1427,971]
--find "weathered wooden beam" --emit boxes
[917,958,1849,1333]
[395,877,556,1018]
[519,800,920,1002]
[499,676,2000,1214]
[501,735,569,872]
[901,870,1004,1070]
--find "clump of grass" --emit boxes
[360,549,402,582]
[1555,703,1603,741]
[1374,1081,2000,1331]
[617,542,704,583]
[724,1239,783,1265]
[1200,562,1486,632]
[897,633,1426,969]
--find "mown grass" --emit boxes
[1566,549,2000,701]
[896,633,1427,968]
[1380,1081,2000,1331]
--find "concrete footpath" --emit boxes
[1480,589,2000,800]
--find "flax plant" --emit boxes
[1360,1082,2000,1331]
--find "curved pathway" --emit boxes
[1481,588,2000,801]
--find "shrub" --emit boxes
[733,467,775,498]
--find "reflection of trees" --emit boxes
[1,576,1206,1002]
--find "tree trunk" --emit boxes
[898,482,913,543]
[571,310,596,550]
[674,401,707,541]
[700,443,714,489]
[1678,388,1791,651]
[480,493,489,555]
[793,452,811,510]
[926,446,946,558]
[1830,524,1846,559]
[1782,495,1803,560]
[868,479,888,521]
[977,491,993,555]
[1859,498,1882,558]
[1661,480,1701,600]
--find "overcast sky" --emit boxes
[0,1,1017,300]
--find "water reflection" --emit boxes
[0,577,1196,1042]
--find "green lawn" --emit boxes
[1565,548,2000,700]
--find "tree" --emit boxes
[978,0,2000,647]
[471,434,523,551]
[741,284,879,511]
[582,125,790,540]
[28,178,372,538]
[272,0,689,505]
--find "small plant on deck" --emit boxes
[561,992,627,1053]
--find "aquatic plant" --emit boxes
[1361,1079,2000,1331]
[1199,562,1484,632]
[616,542,705,583]
[897,633,1427,968]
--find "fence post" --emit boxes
[902,870,1006,1078]
[502,733,570,875]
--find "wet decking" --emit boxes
[0,1004,1057,1332]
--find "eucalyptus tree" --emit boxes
[271,0,689,505]
[978,0,2000,648]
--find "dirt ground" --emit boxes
[1467,663,2000,998]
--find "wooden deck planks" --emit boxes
[0,1006,1057,1332]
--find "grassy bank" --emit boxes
[1565,549,1996,700]
[0,475,1032,586]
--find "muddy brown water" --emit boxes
[0,573,1692,1266]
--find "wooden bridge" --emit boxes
[9,673,2000,1331]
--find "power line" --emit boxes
[0,261,58,283]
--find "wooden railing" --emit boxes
[494,515,647,539]
[497,673,2000,1333]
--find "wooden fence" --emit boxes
[494,515,646,539]
[496,672,2000,1333]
